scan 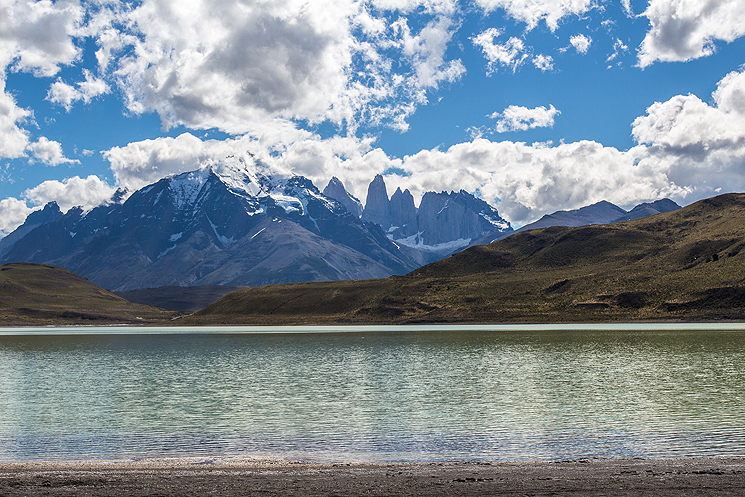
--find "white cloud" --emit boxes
[606,38,629,65]
[620,0,633,16]
[713,67,745,115]
[393,16,465,89]
[532,54,554,71]
[0,0,83,163]
[47,69,110,110]
[472,28,529,73]
[0,0,83,77]
[99,0,463,135]
[101,130,383,202]
[0,197,32,236]
[0,78,32,160]
[94,68,745,228]
[491,104,561,132]
[373,139,686,226]
[638,0,745,67]
[570,34,592,54]
[0,78,76,165]
[26,136,78,166]
[23,175,117,212]
[473,0,596,31]
[629,67,745,198]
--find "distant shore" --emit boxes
[1,457,744,496]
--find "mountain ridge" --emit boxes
[1,161,419,291]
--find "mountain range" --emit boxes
[0,159,514,291]
[0,156,679,293]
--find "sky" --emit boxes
[1,0,745,234]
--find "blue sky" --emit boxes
[1,0,745,233]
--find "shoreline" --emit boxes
[2,457,744,496]
[2,321,745,335]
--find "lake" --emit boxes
[1,324,744,463]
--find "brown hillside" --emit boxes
[187,193,745,324]
[0,263,176,325]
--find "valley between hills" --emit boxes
[2,192,745,326]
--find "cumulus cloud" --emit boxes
[99,0,463,135]
[474,0,596,31]
[27,136,78,166]
[490,104,561,132]
[101,131,383,201]
[0,78,32,160]
[393,16,465,89]
[0,197,33,236]
[0,0,82,77]
[569,34,591,54]
[23,175,117,212]
[532,54,554,71]
[371,139,686,226]
[620,0,633,16]
[638,0,745,67]
[47,69,110,110]
[472,28,529,73]
[95,68,745,227]
[0,0,82,163]
[0,79,76,165]
[629,67,745,198]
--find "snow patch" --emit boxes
[270,193,304,214]
[250,227,266,240]
[168,170,211,210]
[480,212,511,230]
[169,232,183,242]
[392,231,471,252]
[206,215,236,248]
[158,245,177,259]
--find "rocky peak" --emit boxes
[613,198,681,222]
[323,177,363,217]
[25,201,64,226]
[389,187,418,238]
[416,191,511,247]
[362,174,391,229]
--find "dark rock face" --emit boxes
[0,201,63,256]
[322,177,363,218]
[389,187,418,239]
[362,174,391,229]
[2,164,419,291]
[417,191,510,246]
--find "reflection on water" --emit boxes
[1,328,744,462]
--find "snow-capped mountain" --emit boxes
[1,158,418,291]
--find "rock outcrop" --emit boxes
[322,177,363,218]
[362,174,392,229]
[360,175,512,258]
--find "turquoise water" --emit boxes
[1,325,744,462]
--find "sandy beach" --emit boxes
[1,457,744,496]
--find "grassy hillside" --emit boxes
[0,263,176,325]
[187,193,745,324]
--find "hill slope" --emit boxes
[188,193,745,324]
[0,263,175,325]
